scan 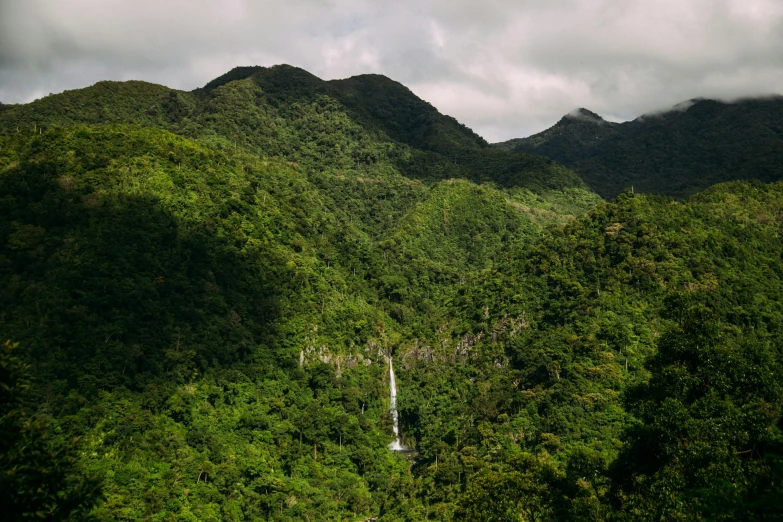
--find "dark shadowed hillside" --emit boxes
[497,97,783,198]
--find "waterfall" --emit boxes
[388,357,404,451]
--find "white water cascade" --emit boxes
[388,357,404,451]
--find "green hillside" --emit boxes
[1,67,781,521]
[497,97,783,198]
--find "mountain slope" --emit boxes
[1,65,588,193]
[1,66,781,521]
[496,108,620,161]
[0,66,601,520]
[497,97,783,198]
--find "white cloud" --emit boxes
[1,0,782,141]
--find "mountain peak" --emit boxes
[561,108,606,124]
[499,95,783,198]
[201,66,264,90]
[201,64,322,91]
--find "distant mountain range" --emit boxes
[496,97,783,198]
[6,68,782,200]
[0,65,585,193]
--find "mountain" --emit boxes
[1,66,782,521]
[1,65,585,192]
[0,65,599,520]
[497,97,783,198]
[498,108,619,159]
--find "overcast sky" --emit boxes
[1,0,782,141]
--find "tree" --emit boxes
[613,295,783,520]
[456,453,564,521]
[0,341,101,520]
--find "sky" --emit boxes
[1,0,782,141]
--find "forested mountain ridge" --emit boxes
[1,66,782,521]
[1,65,581,192]
[496,96,783,198]
[0,65,598,520]
[497,108,619,158]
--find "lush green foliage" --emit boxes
[497,98,783,198]
[1,66,781,520]
[383,183,782,520]
[0,340,101,520]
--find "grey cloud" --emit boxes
[1,0,782,141]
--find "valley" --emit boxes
[0,65,781,521]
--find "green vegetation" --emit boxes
[0,66,781,520]
[1,340,100,520]
[445,183,783,520]
[497,98,783,199]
